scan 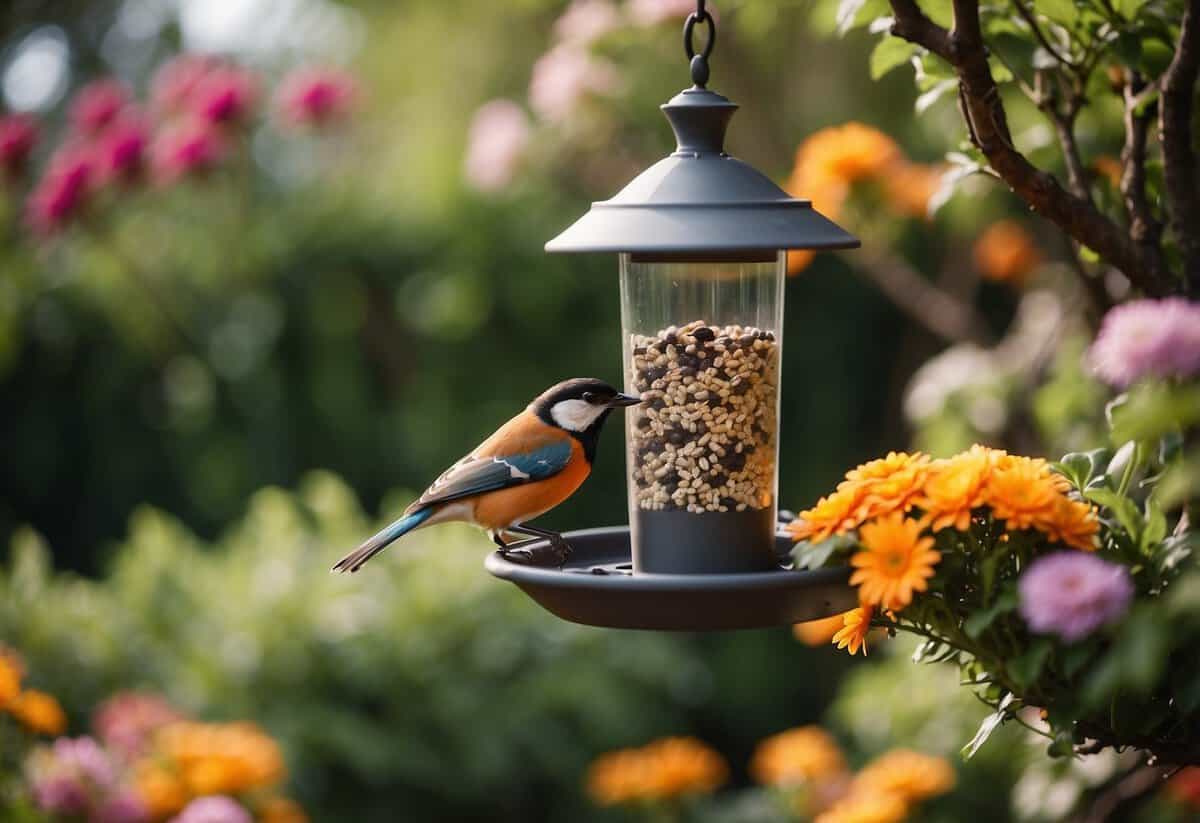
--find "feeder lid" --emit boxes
[545,87,860,257]
[485,526,856,631]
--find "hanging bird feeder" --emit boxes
[486,1,860,630]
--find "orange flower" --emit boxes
[0,654,20,710]
[1092,155,1122,188]
[916,444,996,532]
[751,726,847,787]
[133,761,189,818]
[973,220,1042,285]
[157,721,285,796]
[845,452,931,523]
[850,514,939,611]
[852,749,956,803]
[793,613,847,646]
[814,789,908,823]
[791,485,863,542]
[832,606,873,656]
[1034,495,1100,551]
[1167,767,1200,809]
[984,455,1069,532]
[587,737,727,806]
[882,162,945,219]
[8,689,67,736]
[260,796,309,823]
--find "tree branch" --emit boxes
[887,0,1175,296]
[1121,72,1164,271]
[1011,0,1076,68]
[1160,0,1200,294]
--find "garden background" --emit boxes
[0,0,1194,821]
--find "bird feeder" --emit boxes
[487,2,859,630]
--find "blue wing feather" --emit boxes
[404,440,572,514]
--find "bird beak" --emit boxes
[607,392,643,408]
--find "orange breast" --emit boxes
[472,438,590,530]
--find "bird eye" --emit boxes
[582,392,596,404]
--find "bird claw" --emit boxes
[500,539,572,568]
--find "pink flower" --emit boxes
[169,796,252,823]
[276,67,357,128]
[528,45,619,122]
[26,147,94,235]
[95,115,151,184]
[0,113,38,178]
[27,737,117,814]
[1088,298,1200,388]
[554,0,622,45]
[464,100,531,193]
[95,792,149,823]
[151,121,225,182]
[152,54,217,114]
[627,0,712,26]
[1019,552,1134,642]
[190,67,257,126]
[70,79,132,135]
[92,692,185,760]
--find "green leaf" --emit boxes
[962,693,1015,759]
[1009,639,1053,689]
[1079,246,1100,263]
[1047,730,1075,757]
[1034,0,1079,24]
[1084,487,1143,539]
[964,589,1019,639]
[1061,640,1098,678]
[791,533,857,570]
[870,37,918,79]
[1140,497,1167,552]
[1055,448,1110,489]
[836,0,889,34]
[1115,0,1149,16]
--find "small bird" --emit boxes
[332,378,641,573]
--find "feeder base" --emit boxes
[485,526,855,631]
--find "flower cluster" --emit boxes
[785,123,945,274]
[586,736,728,806]
[750,727,954,823]
[1087,297,1200,388]
[5,56,357,236]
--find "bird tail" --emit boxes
[332,507,435,574]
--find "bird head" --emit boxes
[531,378,642,436]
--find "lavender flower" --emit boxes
[1088,298,1200,388]
[1019,552,1134,642]
[169,796,253,823]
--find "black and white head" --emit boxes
[531,378,641,460]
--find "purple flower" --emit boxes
[169,796,253,823]
[1088,298,1200,388]
[463,100,531,193]
[1019,552,1134,642]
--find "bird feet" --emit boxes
[497,537,572,568]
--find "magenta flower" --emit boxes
[0,113,38,178]
[93,692,185,760]
[554,0,622,45]
[151,122,225,182]
[152,54,217,114]
[70,79,132,136]
[1089,298,1200,388]
[95,116,151,184]
[1019,552,1134,642]
[26,147,94,235]
[27,736,117,814]
[190,67,257,126]
[276,67,357,128]
[169,796,253,823]
[528,45,619,122]
[464,99,531,193]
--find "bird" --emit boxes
[332,378,641,573]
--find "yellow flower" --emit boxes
[793,613,847,646]
[1035,495,1100,551]
[984,455,1069,532]
[852,749,957,804]
[8,689,67,736]
[750,726,847,787]
[973,220,1042,285]
[133,760,189,819]
[916,444,996,532]
[851,514,939,611]
[814,789,908,823]
[882,162,945,219]
[0,654,20,710]
[832,606,873,656]
[586,737,727,806]
[157,721,285,796]
[260,797,309,823]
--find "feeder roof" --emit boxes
[545,87,860,257]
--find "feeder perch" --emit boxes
[487,2,860,630]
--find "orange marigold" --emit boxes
[793,613,847,646]
[845,452,931,523]
[852,749,956,803]
[259,796,309,823]
[1034,495,1100,551]
[791,485,863,542]
[984,455,1070,532]
[882,162,945,220]
[750,726,847,787]
[586,737,727,806]
[973,220,1042,285]
[8,689,67,736]
[814,789,908,823]
[133,761,189,818]
[832,606,873,656]
[851,514,939,611]
[157,721,285,796]
[916,444,995,532]
[0,654,20,710]
[1092,155,1122,188]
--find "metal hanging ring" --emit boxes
[683,10,715,61]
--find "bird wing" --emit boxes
[404,439,573,515]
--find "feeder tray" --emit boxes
[485,526,855,631]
